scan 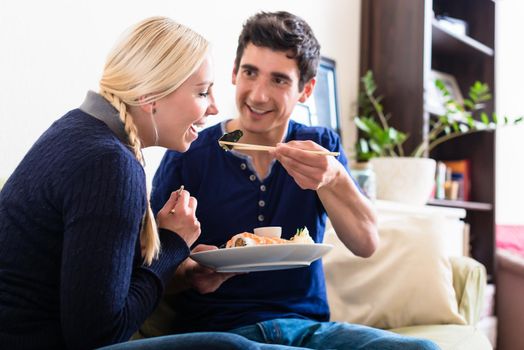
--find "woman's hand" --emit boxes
[156,189,201,247]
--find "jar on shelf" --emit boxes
[351,162,376,201]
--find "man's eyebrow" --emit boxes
[271,72,292,82]
[240,64,259,72]
[241,64,292,81]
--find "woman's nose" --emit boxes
[206,97,219,116]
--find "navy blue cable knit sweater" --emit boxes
[0,100,190,349]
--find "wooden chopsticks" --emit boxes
[218,141,340,156]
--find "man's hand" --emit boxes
[271,140,343,191]
[168,244,240,295]
[273,140,379,258]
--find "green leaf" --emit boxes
[463,99,475,110]
[369,139,383,155]
[362,70,376,95]
[388,127,398,140]
[466,115,475,128]
[481,112,490,125]
[439,116,450,125]
[354,117,371,133]
[435,79,450,97]
[358,138,369,154]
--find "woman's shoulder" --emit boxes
[35,110,144,180]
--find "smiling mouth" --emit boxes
[247,104,272,115]
[190,121,206,133]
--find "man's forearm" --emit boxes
[318,167,379,257]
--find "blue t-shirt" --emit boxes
[151,119,349,332]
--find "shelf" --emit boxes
[432,19,494,57]
[427,198,493,211]
[361,0,496,280]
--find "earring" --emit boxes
[150,102,159,146]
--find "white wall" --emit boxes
[496,0,524,225]
[0,0,361,184]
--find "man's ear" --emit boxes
[298,78,316,103]
[232,65,238,85]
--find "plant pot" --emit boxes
[370,157,436,206]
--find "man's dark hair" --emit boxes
[234,11,321,91]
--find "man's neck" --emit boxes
[226,119,288,146]
[225,119,289,179]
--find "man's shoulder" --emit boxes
[288,120,341,146]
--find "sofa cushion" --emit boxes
[450,256,486,325]
[391,325,492,350]
[324,215,466,329]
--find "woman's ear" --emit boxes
[137,96,155,114]
[298,78,316,103]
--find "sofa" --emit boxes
[495,248,524,350]
[323,216,492,350]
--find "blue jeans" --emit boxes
[229,319,440,350]
[98,331,309,350]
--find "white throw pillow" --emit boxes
[323,215,466,329]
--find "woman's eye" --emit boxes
[199,92,209,98]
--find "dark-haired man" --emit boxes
[151,11,439,350]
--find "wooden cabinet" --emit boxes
[360,0,496,280]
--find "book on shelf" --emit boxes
[433,159,471,201]
[444,160,471,201]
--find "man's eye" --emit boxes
[273,77,289,85]
[243,69,255,77]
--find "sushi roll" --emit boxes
[225,232,288,248]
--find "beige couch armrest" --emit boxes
[450,256,486,325]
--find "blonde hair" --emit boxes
[99,16,209,265]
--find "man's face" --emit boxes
[232,43,314,138]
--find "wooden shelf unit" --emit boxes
[360,0,496,279]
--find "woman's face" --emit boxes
[154,53,218,151]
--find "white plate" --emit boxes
[190,243,333,272]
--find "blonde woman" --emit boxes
[0,17,302,350]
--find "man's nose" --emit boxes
[249,80,270,104]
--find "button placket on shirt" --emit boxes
[240,159,268,224]
[258,183,268,222]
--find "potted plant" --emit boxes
[354,70,522,205]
